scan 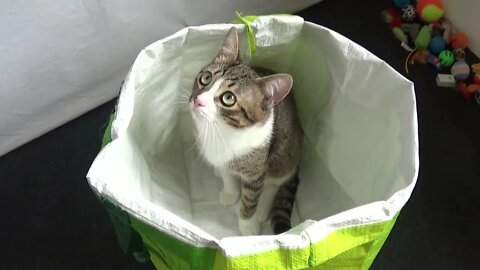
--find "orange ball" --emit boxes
[450,32,469,49]
[417,0,443,11]
[467,84,480,94]
[472,63,480,74]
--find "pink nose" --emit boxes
[194,97,204,107]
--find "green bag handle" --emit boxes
[233,12,258,57]
[233,13,292,58]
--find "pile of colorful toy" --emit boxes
[382,0,480,104]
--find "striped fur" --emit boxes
[271,172,300,234]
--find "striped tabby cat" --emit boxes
[189,27,302,235]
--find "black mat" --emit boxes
[1,0,479,269]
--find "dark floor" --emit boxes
[1,0,479,269]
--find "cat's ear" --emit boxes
[258,74,293,106]
[214,27,239,63]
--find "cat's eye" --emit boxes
[221,91,236,107]
[199,71,212,86]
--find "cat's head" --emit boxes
[189,27,293,128]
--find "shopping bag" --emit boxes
[87,15,418,269]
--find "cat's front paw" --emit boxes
[219,189,240,206]
[239,217,261,236]
[255,206,270,223]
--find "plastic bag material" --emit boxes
[87,15,418,270]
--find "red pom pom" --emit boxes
[390,17,402,28]
[457,81,473,100]
[450,32,469,49]
[382,7,403,28]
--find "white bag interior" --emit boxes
[88,16,418,247]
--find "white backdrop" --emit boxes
[443,0,480,57]
[0,0,321,156]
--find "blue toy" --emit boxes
[394,0,410,8]
[429,36,445,55]
[427,54,441,70]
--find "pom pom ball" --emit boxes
[401,5,417,22]
[457,81,466,91]
[472,63,480,74]
[429,36,445,54]
[451,61,470,80]
[395,0,411,8]
[457,81,472,100]
[438,50,455,67]
[382,8,397,23]
[450,32,469,49]
[466,84,480,94]
[474,74,480,85]
[382,7,402,28]
[417,0,444,23]
[427,54,441,70]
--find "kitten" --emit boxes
[189,27,303,236]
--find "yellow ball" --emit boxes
[417,0,444,22]
[421,5,444,22]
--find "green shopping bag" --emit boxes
[88,15,418,269]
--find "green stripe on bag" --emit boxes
[218,215,398,270]
[309,214,398,269]
[131,217,218,270]
[101,112,114,147]
[107,212,396,269]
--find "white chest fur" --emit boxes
[193,112,274,167]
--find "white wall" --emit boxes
[443,0,480,57]
[0,0,321,157]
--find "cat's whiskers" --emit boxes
[211,122,221,162]
[193,122,208,167]
[212,121,230,161]
[173,101,188,105]
[199,121,209,159]
[173,94,190,105]
[199,110,215,123]
[179,89,190,96]
[177,96,190,102]
[187,121,206,154]
[205,122,215,159]
[208,122,218,162]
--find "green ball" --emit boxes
[421,5,444,22]
[438,50,455,67]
